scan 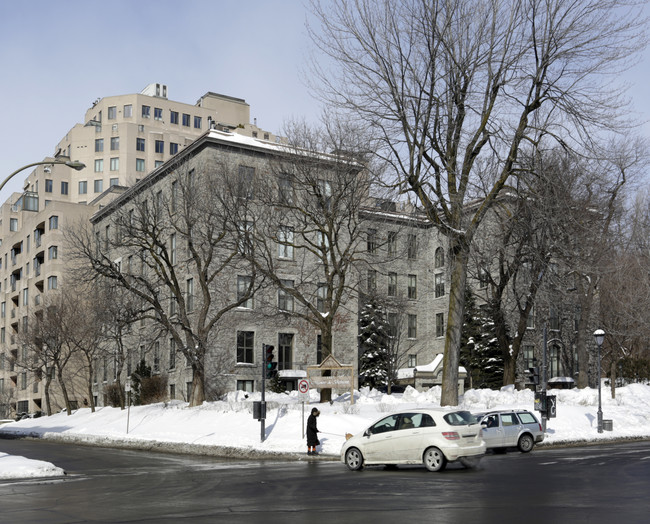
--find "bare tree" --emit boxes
[308,0,646,405]
[244,119,375,401]
[68,157,262,406]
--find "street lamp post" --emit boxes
[593,329,605,433]
[1,159,86,194]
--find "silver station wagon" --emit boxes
[341,409,486,472]
[475,409,544,453]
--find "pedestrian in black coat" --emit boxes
[307,408,321,455]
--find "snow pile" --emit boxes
[0,452,65,479]
[1,383,650,479]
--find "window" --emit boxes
[0,302,4,318]
[316,284,327,313]
[45,179,53,193]
[22,288,28,306]
[318,179,332,211]
[479,266,489,288]
[154,107,163,121]
[237,276,253,309]
[110,136,119,150]
[387,313,398,338]
[48,246,58,260]
[278,333,293,370]
[21,372,27,390]
[170,110,179,124]
[278,280,294,312]
[136,137,145,151]
[367,269,377,292]
[524,345,535,369]
[155,140,164,154]
[142,105,150,118]
[186,278,194,311]
[153,341,160,373]
[94,179,104,193]
[95,138,104,152]
[436,313,445,337]
[367,229,377,254]
[237,380,254,392]
[278,226,294,259]
[435,247,445,268]
[408,354,417,368]
[407,234,417,259]
[435,273,445,298]
[408,314,417,339]
[238,166,255,199]
[237,331,254,364]
[237,221,253,254]
[170,233,176,264]
[170,142,179,155]
[278,174,293,204]
[124,104,132,118]
[94,159,104,172]
[550,306,560,331]
[136,158,145,172]
[10,218,17,231]
[47,276,58,290]
[171,180,178,212]
[107,106,117,119]
[408,274,417,299]
[527,306,535,329]
[388,231,397,256]
[110,157,119,171]
[388,272,397,296]
[182,113,190,126]
[194,116,202,129]
[49,215,58,229]
[169,339,176,370]
[61,181,68,195]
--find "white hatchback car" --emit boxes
[475,410,544,453]
[341,409,486,472]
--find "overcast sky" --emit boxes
[1,1,649,197]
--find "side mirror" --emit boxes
[364,429,371,437]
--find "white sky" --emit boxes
[0,1,649,196]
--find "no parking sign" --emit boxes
[298,379,310,400]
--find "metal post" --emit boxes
[261,344,266,442]
[597,341,603,433]
[541,323,548,432]
[593,329,605,434]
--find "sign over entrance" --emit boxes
[307,355,355,404]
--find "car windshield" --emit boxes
[443,410,479,426]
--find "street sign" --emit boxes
[298,379,309,394]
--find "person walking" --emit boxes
[307,407,321,456]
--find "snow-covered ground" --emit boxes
[1,382,649,479]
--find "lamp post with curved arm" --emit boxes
[0,159,86,194]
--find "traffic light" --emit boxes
[264,344,277,379]
[528,366,540,385]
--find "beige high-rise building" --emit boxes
[0,84,276,417]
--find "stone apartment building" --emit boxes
[0,84,277,417]
[88,128,451,403]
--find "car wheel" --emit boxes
[423,447,447,472]
[345,447,364,471]
[518,434,534,453]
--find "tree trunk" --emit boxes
[189,363,206,406]
[610,360,617,400]
[86,360,95,413]
[441,241,469,406]
[319,325,333,403]
[56,364,73,415]
[44,374,53,416]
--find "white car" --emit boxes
[341,409,486,472]
[475,410,544,453]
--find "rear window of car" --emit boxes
[517,412,538,424]
[443,411,479,426]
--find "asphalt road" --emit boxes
[1,438,649,523]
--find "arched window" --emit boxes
[434,247,445,268]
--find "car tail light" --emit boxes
[538,423,543,432]
[443,431,460,440]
